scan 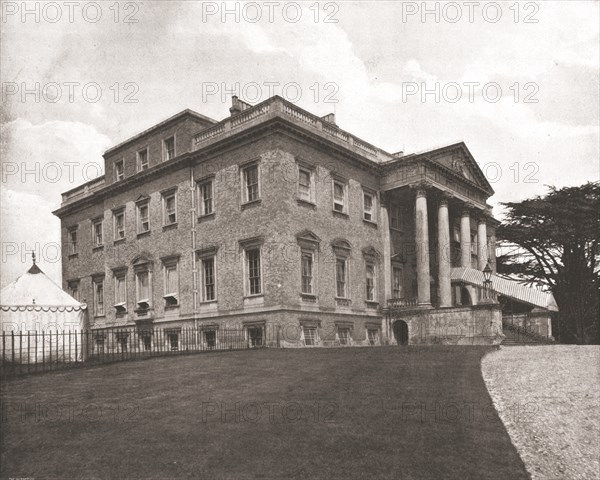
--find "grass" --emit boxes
[1,346,529,480]
[482,345,600,480]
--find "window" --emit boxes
[204,330,217,348]
[246,248,262,295]
[117,332,129,352]
[137,201,150,234]
[92,218,103,247]
[333,179,347,213]
[453,227,461,243]
[115,160,124,181]
[67,281,79,301]
[363,191,375,222]
[198,179,213,216]
[135,270,151,309]
[297,231,320,298]
[242,164,259,203]
[390,203,402,229]
[200,256,216,301]
[137,148,149,171]
[366,263,376,301]
[367,329,379,346]
[392,267,402,298]
[94,333,105,353]
[67,227,78,255]
[301,251,314,295]
[167,331,179,351]
[113,209,125,240]
[114,271,127,311]
[338,327,351,345]
[336,257,347,298]
[163,259,178,306]
[140,330,152,351]
[93,278,104,316]
[163,136,175,161]
[303,326,318,346]
[247,326,263,347]
[471,233,478,255]
[297,165,314,202]
[162,190,177,225]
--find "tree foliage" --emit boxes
[497,182,600,344]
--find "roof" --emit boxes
[103,109,217,156]
[451,267,558,311]
[0,263,83,308]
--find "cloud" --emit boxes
[1,118,109,200]
[0,188,62,288]
[0,119,110,287]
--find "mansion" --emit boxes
[54,95,552,348]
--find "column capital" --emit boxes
[437,191,452,207]
[476,212,492,224]
[409,181,431,198]
[461,202,477,217]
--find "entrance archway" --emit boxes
[393,320,409,345]
[460,287,472,306]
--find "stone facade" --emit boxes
[54,95,503,346]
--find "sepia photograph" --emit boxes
[0,1,598,479]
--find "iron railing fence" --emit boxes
[1,325,280,378]
[501,320,555,344]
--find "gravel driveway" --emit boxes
[482,345,600,480]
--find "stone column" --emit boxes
[489,227,497,273]
[414,186,431,306]
[477,216,488,270]
[380,194,392,342]
[437,195,452,307]
[460,205,477,305]
[380,195,392,301]
[460,206,471,268]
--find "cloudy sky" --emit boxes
[1,0,598,287]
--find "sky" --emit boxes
[1,0,598,287]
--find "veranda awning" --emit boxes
[451,267,559,312]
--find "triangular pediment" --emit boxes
[362,246,381,262]
[423,143,494,195]
[296,230,321,244]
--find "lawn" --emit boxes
[1,347,529,480]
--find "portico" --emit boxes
[379,144,503,345]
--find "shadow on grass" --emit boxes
[1,346,529,480]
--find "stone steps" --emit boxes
[502,326,552,346]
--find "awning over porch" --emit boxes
[451,267,559,311]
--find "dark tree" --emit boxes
[497,182,600,344]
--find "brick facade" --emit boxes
[54,96,501,346]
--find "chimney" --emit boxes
[229,96,242,116]
[321,113,336,125]
[229,96,254,116]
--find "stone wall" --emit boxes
[388,304,503,345]
[503,311,552,338]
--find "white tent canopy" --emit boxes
[1,262,87,332]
